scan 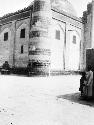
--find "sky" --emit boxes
[0,0,92,17]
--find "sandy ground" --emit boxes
[0,74,94,125]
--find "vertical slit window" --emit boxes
[56,30,60,40]
[4,32,8,41]
[73,35,76,44]
[20,28,25,38]
[21,45,24,54]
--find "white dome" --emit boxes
[51,0,77,16]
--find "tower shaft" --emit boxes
[29,0,52,75]
[91,1,94,47]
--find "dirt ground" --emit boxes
[0,74,94,125]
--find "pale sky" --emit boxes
[0,0,92,17]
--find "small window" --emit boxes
[56,30,60,40]
[4,32,8,41]
[20,28,25,38]
[21,45,23,54]
[73,35,76,44]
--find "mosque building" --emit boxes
[0,0,84,74]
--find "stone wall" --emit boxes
[0,5,32,67]
[50,19,65,71]
[0,18,30,68]
[0,1,83,72]
[14,18,30,67]
[82,2,93,70]
[0,22,13,66]
[52,9,83,71]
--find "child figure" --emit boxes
[79,72,87,96]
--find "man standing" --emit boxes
[86,65,93,99]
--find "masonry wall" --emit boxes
[0,5,83,71]
[50,19,65,71]
[82,2,93,70]
[0,22,13,66]
[15,18,30,67]
[52,9,83,71]
[0,18,30,68]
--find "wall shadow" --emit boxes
[57,92,94,107]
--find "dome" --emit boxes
[51,0,77,16]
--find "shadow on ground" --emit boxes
[57,92,94,107]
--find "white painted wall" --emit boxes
[15,19,29,67]
[50,20,65,70]
[66,30,80,71]
[0,27,11,66]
